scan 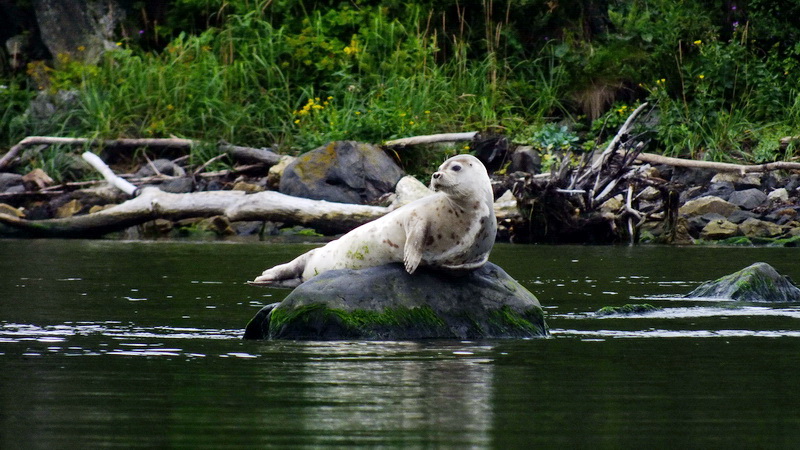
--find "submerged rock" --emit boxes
[686,262,800,302]
[595,303,661,316]
[244,262,548,340]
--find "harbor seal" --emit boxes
[250,154,496,287]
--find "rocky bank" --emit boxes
[1,136,800,245]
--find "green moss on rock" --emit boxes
[595,303,661,316]
[487,306,548,336]
[268,303,452,339]
[687,262,800,302]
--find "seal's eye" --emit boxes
[452,165,462,172]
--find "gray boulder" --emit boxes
[728,188,767,210]
[686,262,800,302]
[134,159,186,177]
[244,262,548,340]
[155,177,194,194]
[727,209,758,224]
[702,182,734,201]
[279,141,404,204]
[0,173,23,193]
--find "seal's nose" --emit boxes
[433,172,441,179]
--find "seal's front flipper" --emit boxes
[403,217,426,274]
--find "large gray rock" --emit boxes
[280,141,404,204]
[244,262,548,340]
[686,262,800,302]
[728,188,767,210]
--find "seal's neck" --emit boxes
[446,189,494,215]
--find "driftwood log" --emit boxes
[0,136,282,171]
[384,132,478,147]
[634,152,800,173]
[0,187,390,237]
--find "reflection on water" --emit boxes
[277,341,494,447]
[1,240,800,447]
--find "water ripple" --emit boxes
[0,322,242,341]
[551,328,800,339]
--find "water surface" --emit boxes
[1,240,799,447]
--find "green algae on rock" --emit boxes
[244,262,548,340]
[595,303,661,316]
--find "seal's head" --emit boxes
[430,154,493,204]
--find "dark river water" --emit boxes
[1,239,799,448]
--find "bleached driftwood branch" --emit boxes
[81,151,138,196]
[0,136,281,171]
[635,152,800,174]
[384,132,478,147]
[0,187,390,237]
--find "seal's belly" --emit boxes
[302,220,406,279]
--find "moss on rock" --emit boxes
[595,303,661,316]
[686,262,800,302]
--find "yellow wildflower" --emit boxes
[343,39,360,56]
[167,104,174,110]
[694,40,702,45]
[77,45,86,52]
[698,74,705,79]
[294,119,300,124]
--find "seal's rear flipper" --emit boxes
[247,279,303,289]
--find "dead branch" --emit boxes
[0,136,281,171]
[634,152,800,173]
[0,187,390,237]
[589,102,650,173]
[81,151,137,195]
[384,132,478,147]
